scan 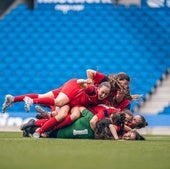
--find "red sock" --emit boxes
[36,117,58,134]
[35,119,48,127]
[33,97,55,106]
[54,115,73,130]
[14,94,38,102]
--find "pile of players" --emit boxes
[2,69,148,141]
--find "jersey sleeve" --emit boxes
[93,71,107,85]
[119,99,131,110]
[85,85,96,95]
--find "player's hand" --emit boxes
[86,78,93,84]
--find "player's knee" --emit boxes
[71,113,80,121]
[54,98,64,107]
[55,112,67,122]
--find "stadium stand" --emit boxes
[136,69,170,114]
[0,0,170,133]
[160,106,170,115]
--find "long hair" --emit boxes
[107,73,130,94]
[94,113,126,140]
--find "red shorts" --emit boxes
[52,87,62,98]
[60,79,83,101]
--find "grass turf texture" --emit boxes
[0,132,170,169]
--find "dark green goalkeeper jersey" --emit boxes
[56,109,94,139]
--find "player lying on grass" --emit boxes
[20,106,145,141]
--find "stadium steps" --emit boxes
[136,68,170,114]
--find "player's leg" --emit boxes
[54,79,81,107]
[23,79,81,112]
[38,91,56,98]
[20,119,36,130]
[2,93,39,113]
[33,104,70,138]
[2,90,56,113]
[35,105,51,119]
[24,96,56,112]
[54,92,70,107]
[35,105,60,119]
[53,106,81,130]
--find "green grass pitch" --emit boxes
[0,132,170,169]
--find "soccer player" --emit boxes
[86,69,142,109]
[130,115,148,129]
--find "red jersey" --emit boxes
[102,93,130,111]
[51,87,62,98]
[113,98,130,110]
[93,71,108,85]
[87,104,120,120]
[92,71,118,105]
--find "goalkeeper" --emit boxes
[51,107,94,139]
